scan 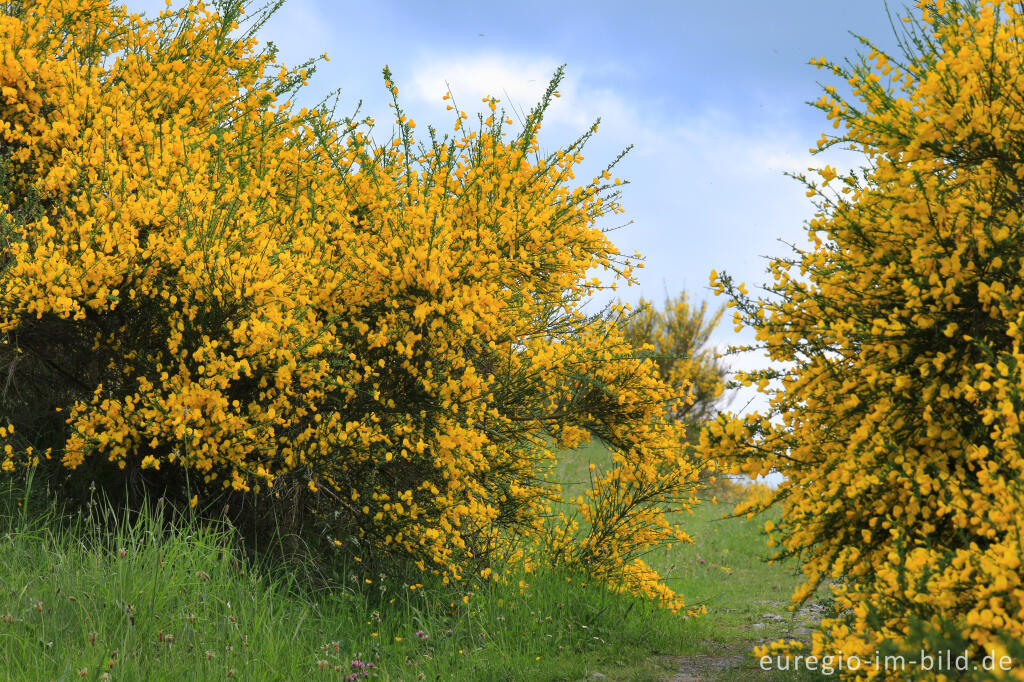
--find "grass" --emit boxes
[554,439,831,681]
[0,445,829,681]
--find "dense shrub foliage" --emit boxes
[705,0,1024,675]
[0,0,699,608]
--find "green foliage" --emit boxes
[0,485,675,681]
[0,465,822,682]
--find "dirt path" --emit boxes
[659,601,827,681]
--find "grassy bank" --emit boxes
[0,448,826,681]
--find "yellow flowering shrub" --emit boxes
[704,0,1024,676]
[0,0,698,608]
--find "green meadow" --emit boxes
[0,443,827,681]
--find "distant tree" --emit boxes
[619,292,726,429]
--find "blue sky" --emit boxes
[126,0,905,413]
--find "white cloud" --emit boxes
[408,54,557,112]
[404,51,651,142]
